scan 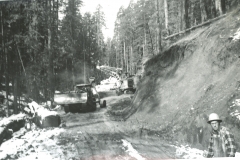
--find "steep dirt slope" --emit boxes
[129,8,240,150]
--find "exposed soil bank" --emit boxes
[129,8,240,150]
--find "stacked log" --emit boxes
[0,101,61,145]
[27,101,61,128]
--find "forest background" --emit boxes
[0,0,239,116]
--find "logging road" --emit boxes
[57,90,176,160]
[0,89,176,160]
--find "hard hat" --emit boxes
[208,113,222,124]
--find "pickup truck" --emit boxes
[54,84,106,113]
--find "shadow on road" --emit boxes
[66,120,107,129]
[98,91,116,98]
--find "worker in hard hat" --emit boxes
[203,113,236,157]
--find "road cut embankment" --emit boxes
[129,8,240,151]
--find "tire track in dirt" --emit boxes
[103,102,176,160]
[58,108,130,159]
[59,92,175,159]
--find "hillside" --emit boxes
[129,8,240,150]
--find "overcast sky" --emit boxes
[80,0,133,40]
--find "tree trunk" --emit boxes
[47,0,54,101]
[146,22,154,55]
[130,45,133,75]
[179,0,184,31]
[190,0,195,26]
[155,32,158,54]
[115,47,118,68]
[221,0,226,14]
[184,0,190,29]
[47,0,58,101]
[164,0,169,35]
[203,0,210,19]
[156,0,162,52]
[200,0,208,23]
[66,59,69,90]
[52,0,58,91]
[124,41,126,72]
[211,0,217,18]
[215,0,223,15]
[48,31,54,100]
[13,73,18,114]
[127,46,129,73]
[121,42,124,70]
[0,65,3,91]
[1,6,9,117]
[143,6,147,56]
[5,56,9,117]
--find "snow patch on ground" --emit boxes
[96,77,119,92]
[236,152,240,157]
[231,28,240,41]
[173,144,240,159]
[174,145,204,159]
[96,84,113,92]
[0,128,65,160]
[229,99,240,121]
[0,113,26,127]
[122,139,145,160]
[37,107,58,119]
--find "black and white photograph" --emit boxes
[0,0,240,159]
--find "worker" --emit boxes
[203,113,237,157]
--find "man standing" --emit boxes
[204,113,237,157]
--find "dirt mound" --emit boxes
[129,8,240,150]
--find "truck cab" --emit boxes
[54,84,106,113]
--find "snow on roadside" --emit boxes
[122,139,146,160]
[231,28,240,41]
[96,77,119,92]
[174,145,204,159]
[0,113,26,127]
[173,144,240,159]
[0,128,65,160]
[236,152,240,157]
[229,98,240,122]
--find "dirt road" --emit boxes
[56,91,176,160]
[0,90,176,160]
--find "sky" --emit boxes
[80,0,132,40]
